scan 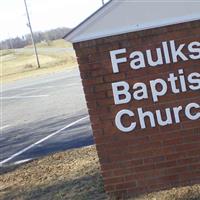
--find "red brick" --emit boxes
[104,73,126,82]
[104,176,125,185]
[115,181,137,190]
[74,20,200,199]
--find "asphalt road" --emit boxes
[0,68,93,166]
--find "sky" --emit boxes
[0,0,110,41]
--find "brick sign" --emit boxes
[73,20,200,198]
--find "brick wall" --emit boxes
[73,20,200,199]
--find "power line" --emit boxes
[24,0,40,69]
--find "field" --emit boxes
[0,39,77,82]
[0,145,200,200]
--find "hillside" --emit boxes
[1,39,77,82]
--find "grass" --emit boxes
[0,146,108,200]
[0,39,77,83]
[0,145,200,200]
[25,39,72,48]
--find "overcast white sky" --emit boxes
[0,0,110,41]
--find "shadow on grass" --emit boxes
[0,163,26,175]
[1,172,108,200]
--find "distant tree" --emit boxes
[0,27,71,50]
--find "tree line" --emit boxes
[0,27,71,50]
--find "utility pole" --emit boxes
[24,0,40,68]
[102,0,105,5]
[7,33,13,50]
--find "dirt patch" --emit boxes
[0,146,200,200]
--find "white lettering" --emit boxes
[170,40,188,62]
[178,69,187,92]
[138,108,156,129]
[130,51,145,69]
[167,73,180,93]
[112,81,131,105]
[110,48,127,73]
[188,72,200,90]
[150,79,168,102]
[162,41,171,64]
[185,103,200,120]
[146,48,163,67]
[115,109,136,132]
[188,41,200,60]
[133,82,148,100]
[173,106,183,123]
[156,108,172,126]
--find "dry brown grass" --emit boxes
[25,39,72,48]
[1,145,200,200]
[0,39,77,83]
[0,146,108,200]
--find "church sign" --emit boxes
[73,20,200,198]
